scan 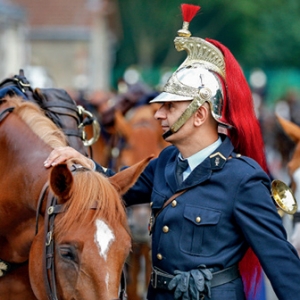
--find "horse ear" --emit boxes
[276,114,300,143]
[49,164,74,203]
[109,155,154,195]
[114,110,132,141]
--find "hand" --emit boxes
[44,146,93,169]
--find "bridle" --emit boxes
[35,166,127,300]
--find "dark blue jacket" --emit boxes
[98,136,300,300]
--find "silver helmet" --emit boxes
[151,23,231,138]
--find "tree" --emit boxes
[115,0,300,81]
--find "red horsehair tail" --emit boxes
[181,3,201,22]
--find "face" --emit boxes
[154,101,192,143]
[29,212,131,300]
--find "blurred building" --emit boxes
[0,1,27,79]
[9,0,121,91]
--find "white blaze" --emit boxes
[94,219,115,261]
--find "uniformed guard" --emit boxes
[44,3,300,300]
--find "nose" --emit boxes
[154,104,166,120]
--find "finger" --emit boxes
[199,268,213,280]
[168,276,181,290]
[44,147,75,167]
[174,287,183,300]
[178,272,190,292]
[44,148,63,167]
[189,277,200,300]
[182,290,190,300]
[191,269,204,291]
[205,281,212,298]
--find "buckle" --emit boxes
[151,270,158,289]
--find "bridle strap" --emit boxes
[0,106,14,123]
[43,191,60,300]
[35,182,50,234]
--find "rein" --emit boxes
[35,165,127,300]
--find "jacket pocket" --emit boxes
[180,204,221,256]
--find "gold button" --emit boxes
[162,226,169,233]
[150,202,153,207]
[171,200,177,207]
[157,253,163,260]
[196,217,201,223]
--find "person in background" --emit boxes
[44,3,300,300]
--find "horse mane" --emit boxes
[3,95,67,148]
[2,96,127,236]
[55,169,129,239]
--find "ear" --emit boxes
[114,110,132,141]
[194,104,209,126]
[109,155,154,195]
[49,164,73,203]
[276,114,300,143]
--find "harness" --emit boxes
[0,70,100,157]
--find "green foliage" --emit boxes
[115,0,300,76]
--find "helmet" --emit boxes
[150,6,231,138]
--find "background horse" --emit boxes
[113,104,169,300]
[0,95,150,299]
[276,115,300,256]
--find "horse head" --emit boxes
[29,156,152,300]
[114,105,169,168]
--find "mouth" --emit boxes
[161,125,169,132]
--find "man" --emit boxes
[44,4,300,300]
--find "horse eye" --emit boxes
[59,246,78,262]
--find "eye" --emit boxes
[167,102,174,109]
[59,245,78,263]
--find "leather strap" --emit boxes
[155,189,187,218]
[151,264,240,290]
[149,190,187,235]
[0,106,14,123]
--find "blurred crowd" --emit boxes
[68,77,300,186]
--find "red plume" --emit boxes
[206,38,267,299]
[181,4,201,22]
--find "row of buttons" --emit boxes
[155,199,202,260]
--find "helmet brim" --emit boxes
[150,92,193,103]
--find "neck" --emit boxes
[176,131,219,158]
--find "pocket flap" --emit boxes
[183,205,221,225]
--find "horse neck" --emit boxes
[0,113,51,215]
[0,113,54,263]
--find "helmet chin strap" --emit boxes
[162,97,205,139]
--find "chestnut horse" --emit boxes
[113,104,169,300]
[276,115,300,256]
[0,95,151,300]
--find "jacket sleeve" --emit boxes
[233,167,300,299]
[94,159,156,207]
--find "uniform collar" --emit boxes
[179,136,222,172]
[179,135,234,190]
